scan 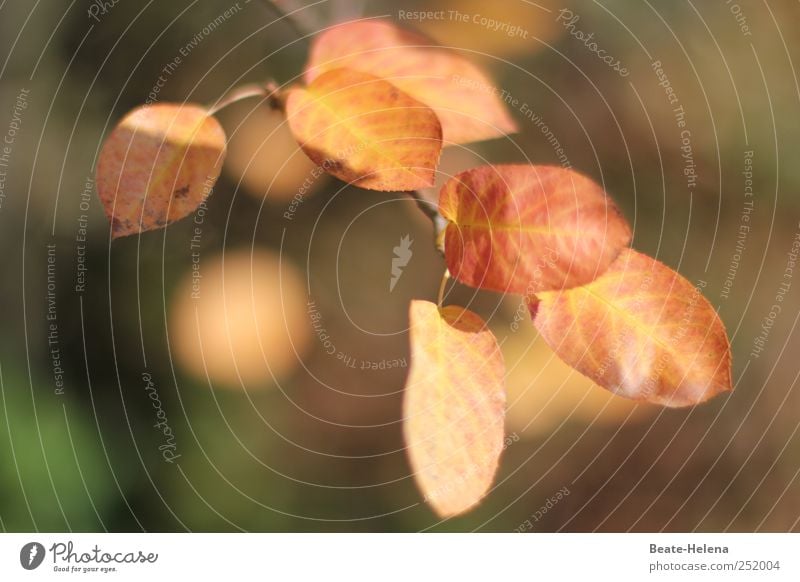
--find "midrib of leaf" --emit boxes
[570,283,683,362]
[445,196,580,237]
[443,180,622,240]
[446,199,607,238]
[448,219,580,237]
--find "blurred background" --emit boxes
[0,0,799,532]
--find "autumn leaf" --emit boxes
[529,249,733,407]
[304,19,517,145]
[96,103,226,239]
[286,68,442,191]
[404,300,506,517]
[439,165,632,295]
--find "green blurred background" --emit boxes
[1,0,799,532]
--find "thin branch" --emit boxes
[207,80,281,116]
[406,190,447,256]
[437,269,451,309]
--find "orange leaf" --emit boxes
[529,249,733,407]
[440,165,632,294]
[286,68,442,191]
[404,300,506,517]
[96,103,226,239]
[305,19,517,145]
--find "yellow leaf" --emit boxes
[404,300,506,516]
[305,20,517,145]
[96,103,226,238]
[286,68,442,191]
[531,249,733,407]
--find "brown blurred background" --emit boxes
[0,0,799,532]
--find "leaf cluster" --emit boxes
[95,19,732,517]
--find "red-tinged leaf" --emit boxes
[286,68,442,191]
[404,300,506,517]
[439,164,632,294]
[305,19,517,145]
[529,249,733,407]
[96,103,226,239]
